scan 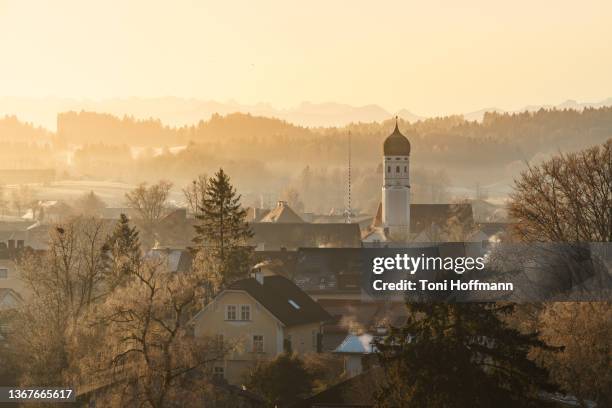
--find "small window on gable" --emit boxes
[226,305,237,321]
[240,305,251,321]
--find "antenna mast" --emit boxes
[345,131,352,223]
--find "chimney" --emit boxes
[251,267,264,285]
[255,270,264,285]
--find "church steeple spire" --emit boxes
[382,116,411,240]
[384,117,411,156]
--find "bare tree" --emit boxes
[509,139,611,242]
[125,180,173,229]
[10,217,111,386]
[97,258,226,408]
[20,217,110,323]
[74,190,107,217]
[11,184,37,217]
[507,139,612,407]
[182,174,207,216]
[0,184,8,216]
[443,214,476,242]
[535,302,612,407]
[190,248,223,307]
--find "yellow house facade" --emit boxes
[191,275,330,385]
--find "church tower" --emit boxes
[382,118,411,239]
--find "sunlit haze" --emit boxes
[0,0,611,116]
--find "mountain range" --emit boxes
[1,96,611,130]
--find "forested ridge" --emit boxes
[5,106,608,166]
[1,107,611,212]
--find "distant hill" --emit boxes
[463,108,504,122]
[463,98,612,122]
[0,96,611,130]
[0,97,424,130]
[395,108,426,123]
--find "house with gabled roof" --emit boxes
[259,201,305,223]
[362,202,474,246]
[191,273,332,385]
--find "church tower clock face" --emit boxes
[382,118,411,239]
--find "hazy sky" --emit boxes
[1,0,611,116]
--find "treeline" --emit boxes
[0,115,52,143]
[54,107,612,166]
[61,107,612,166]
[2,107,612,211]
[56,111,179,146]
[0,116,56,169]
[4,107,612,162]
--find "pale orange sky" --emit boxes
[0,0,611,116]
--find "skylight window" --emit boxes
[288,299,300,309]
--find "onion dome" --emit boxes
[383,119,411,156]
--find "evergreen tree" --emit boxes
[105,213,142,289]
[192,168,253,286]
[375,303,558,408]
[74,190,106,217]
[246,353,313,407]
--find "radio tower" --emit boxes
[345,131,352,223]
